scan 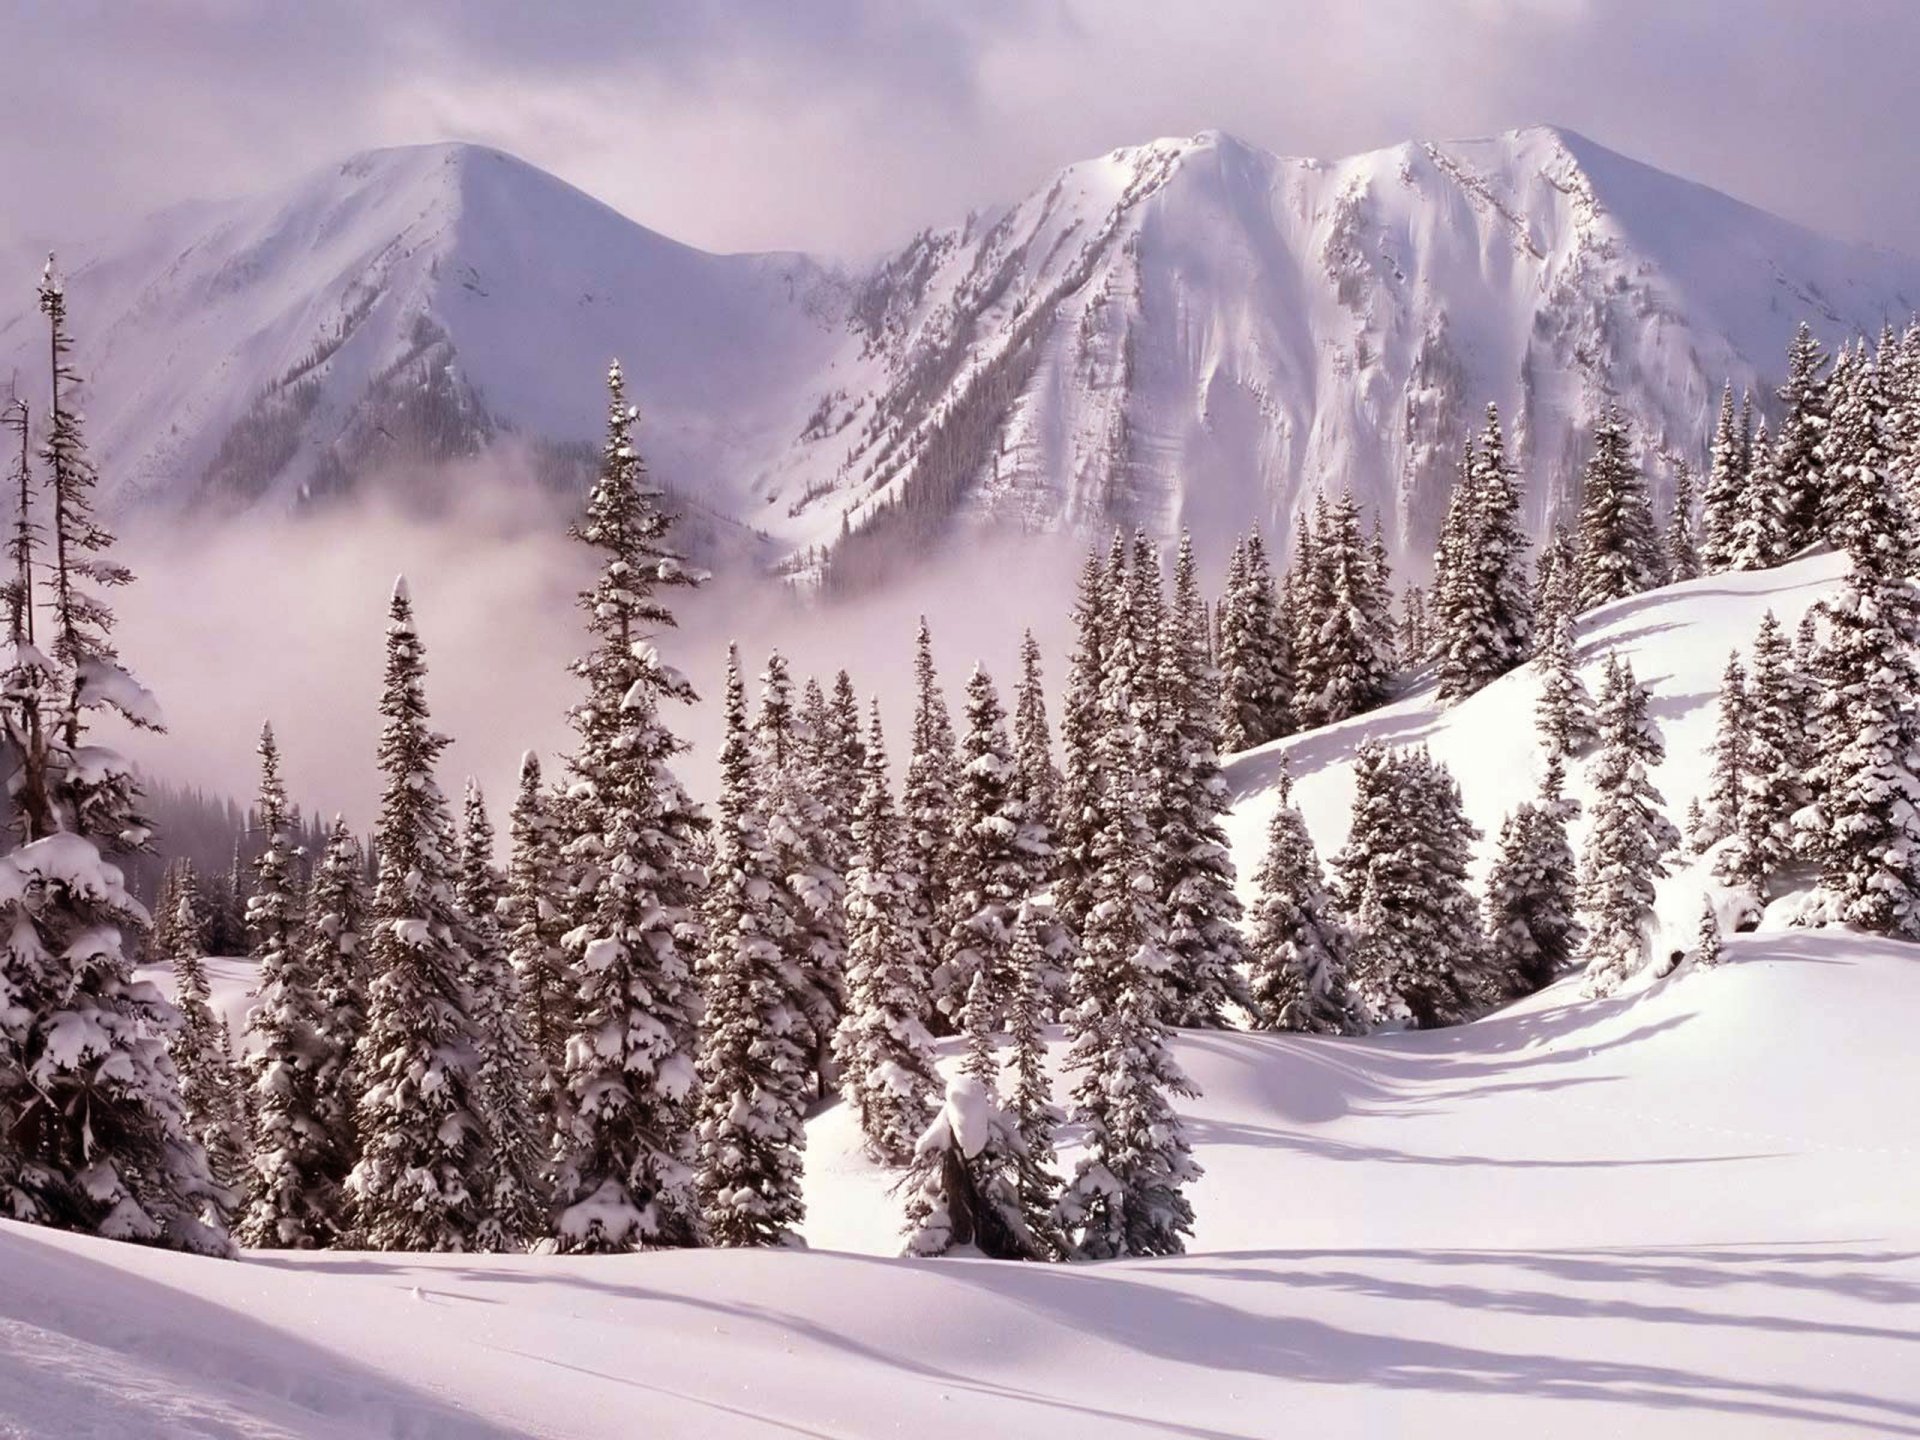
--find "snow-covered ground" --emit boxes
[8,552,1916,1437]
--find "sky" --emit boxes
[3,0,1919,273]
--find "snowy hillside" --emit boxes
[5,130,1916,579]
[13,550,1917,1438]
[8,930,1915,1438]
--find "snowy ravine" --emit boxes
[7,550,1916,1438]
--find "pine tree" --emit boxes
[1794,358,1920,935]
[754,650,846,1094]
[900,618,957,1031]
[1717,613,1809,898]
[1337,746,1487,1028]
[1726,417,1789,571]
[1400,584,1427,664]
[938,665,1040,1030]
[1534,614,1598,761]
[165,880,246,1207]
[1700,383,1743,573]
[1692,652,1750,855]
[346,579,494,1251]
[237,722,340,1249]
[1530,523,1580,650]
[456,781,543,1250]
[696,649,808,1247]
[549,365,706,1251]
[1576,406,1661,610]
[1057,562,1199,1259]
[1693,899,1724,969]
[1580,658,1679,998]
[303,815,366,1202]
[1484,759,1584,997]
[833,702,941,1166]
[1246,768,1365,1034]
[1666,460,1700,582]
[1773,322,1833,552]
[502,753,567,1127]
[1431,442,1477,661]
[1305,495,1394,723]
[1216,531,1287,749]
[1004,904,1062,1237]
[1154,532,1249,1027]
[1054,548,1110,949]
[1439,405,1533,700]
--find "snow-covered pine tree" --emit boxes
[1155,532,1249,1027]
[165,880,246,1206]
[833,701,941,1166]
[1794,354,1920,935]
[1005,904,1063,1236]
[936,664,1042,1038]
[1726,417,1788,571]
[1530,523,1580,653]
[696,648,808,1247]
[1399,584,1427,664]
[1666,460,1700,582]
[302,815,366,1201]
[1057,568,1200,1259]
[455,781,543,1251]
[1012,631,1061,881]
[1431,441,1477,662]
[1773,321,1833,553]
[1700,383,1743,573]
[1053,548,1109,949]
[238,722,341,1249]
[1691,651,1750,855]
[822,670,867,874]
[1307,494,1395,724]
[1336,746,1487,1028]
[753,650,847,1095]
[1693,899,1724,969]
[1439,405,1533,701]
[900,618,958,1031]
[1484,758,1585,997]
[346,579,494,1251]
[0,258,227,1255]
[1576,406,1661,610]
[1246,767,1365,1034]
[1533,613,1598,761]
[1216,529,1288,749]
[1717,613,1809,899]
[502,753,567,1128]
[549,364,707,1252]
[1579,657,1680,998]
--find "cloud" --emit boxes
[2,0,1916,278]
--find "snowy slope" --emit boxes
[4,130,1916,580]
[7,553,1919,1437]
[777,128,1920,571]
[5,933,1916,1438]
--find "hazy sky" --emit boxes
[3,0,1918,272]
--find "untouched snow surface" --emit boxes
[8,553,1916,1437]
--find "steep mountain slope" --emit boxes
[796,127,1920,580]
[4,130,1916,582]
[0,144,845,522]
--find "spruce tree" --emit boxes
[833,701,941,1165]
[1576,406,1661,610]
[1005,904,1063,1236]
[502,753,567,1127]
[1155,532,1249,1026]
[696,649,807,1246]
[1530,523,1580,650]
[1337,746,1487,1028]
[1692,652,1750,855]
[1306,494,1395,723]
[165,881,246,1208]
[1666,460,1700,582]
[900,618,957,1030]
[1431,443,1476,662]
[1054,548,1110,948]
[1216,531,1287,749]
[550,364,707,1251]
[1795,361,1920,935]
[1439,405,1533,700]
[1700,383,1743,573]
[1717,613,1809,898]
[1580,658,1679,998]
[1057,550,1199,1259]
[1246,769,1365,1034]
[1693,899,1723,969]
[0,258,226,1254]
[456,781,543,1250]
[1534,613,1598,760]
[303,815,366,1202]
[1773,322,1833,551]
[346,579,494,1251]
[1727,418,1788,571]
[238,722,340,1249]
[1484,759,1584,997]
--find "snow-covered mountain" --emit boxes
[4,128,1917,578]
